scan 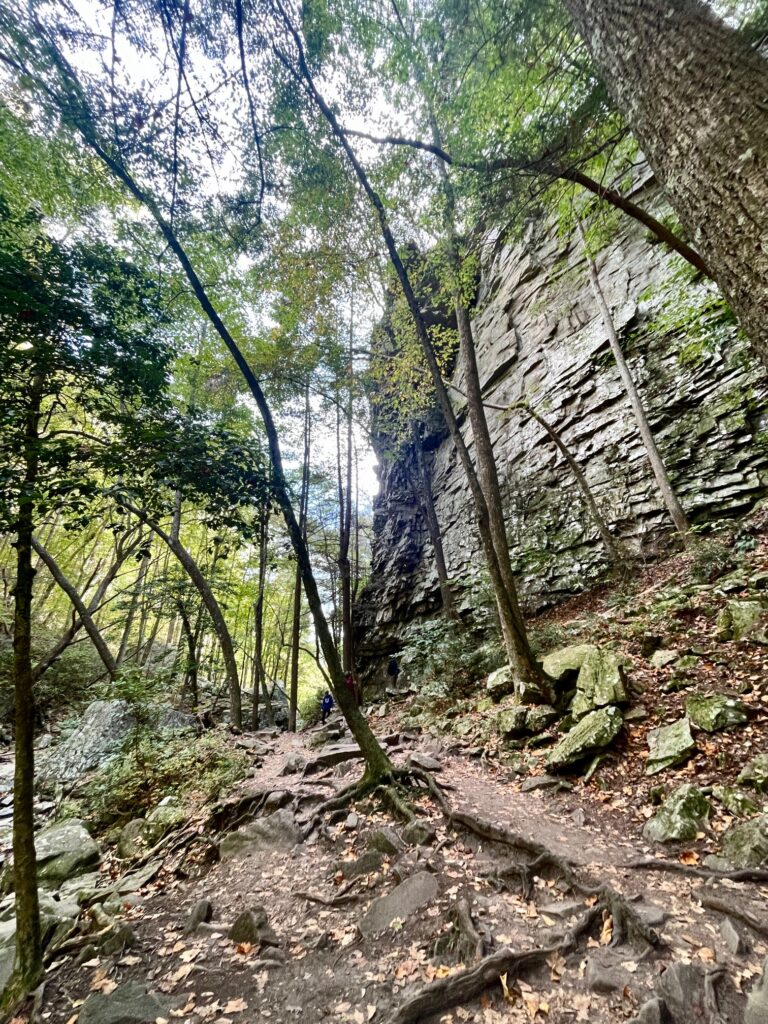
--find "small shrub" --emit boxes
[689,538,737,583]
[82,730,249,830]
[400,617,500,697]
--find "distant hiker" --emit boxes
[345,672,362,708]
[321,691,334,724]
[387,657,400,686]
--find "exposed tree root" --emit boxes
[386,906,601,1024]
[624,858,768,883]
[597,887,658,953]
[700,895,768,940]
[293,889,362,908]
[450,898,485,963]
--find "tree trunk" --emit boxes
[177,603,198,708]
[563,0,768,366]
[116,549,148,668]
[252,508,268,730]
[289,388,311,731]
[7,385,43,1005]
[31,539,118,677]
[576,219,690,540]
[410,421,458,619]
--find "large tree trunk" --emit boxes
[289,389,311,731]
[562,0,768,366]
[7,386,43,1006]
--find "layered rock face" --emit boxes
[356,176,768,673]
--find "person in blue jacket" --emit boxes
[321,690,334,724]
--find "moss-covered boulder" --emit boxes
[738,754,768,792]
[571,648,628,719]
[720,814,768,869]
[541,644,596,683]
[716,600,768,643]
[546,706,623,771]
[144,797,186,846]
[685,694,749,732]
[496,705,528,738]
[486,666,515,702]
[712,785,760,818]
[33,820,101,889]
[525,705,560,734]
[645,718,696,776]
[642,784,710,843]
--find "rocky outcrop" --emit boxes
[356,171,768,679]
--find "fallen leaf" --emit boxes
[680,851,700,865]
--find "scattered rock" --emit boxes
[546,706,623,771]
[306,744,363,771]
[259,946,288,964]
[486,666,515,702]
[78,981,167,1024]
[219,808,300,859]
[496,705,528,738]
[524,705,560,734]
[643,784,710,843]
[338,851,385,880]
[745,956,768,1024]
[721,916,751,956]
[738,754,768,792]
[359,871,438,936]
[538,899,584,919]
[645,718,696,776]
[716,600,768,643]
[520,774,573,793]
[144,797,185,846]
[650,649,678,669]
[185,899,213,935]
[408,751,442,772]
[685,693,749,732]
[100,923,136,956]
[571,647,628,719]
[32,819,101,888]
[634,901,668,929]
[401,820,437,847]
[541,644,595,684]
[631,998,672,1024]
[228,907,279,947]
[344,813,359,832]
[116,819,149,861]
[586,956,633,994]
[712,785,759,817]
[279,753,306,776]
[367,828,405,857]
[720,814,768,869]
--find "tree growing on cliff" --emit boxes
[561,0,768,369]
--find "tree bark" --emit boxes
[7,384,43,1005]
[563,0,768,366]
[116,549,148,667]
[252,508,269,730]
[289,388,311,731]
[576,219,690,539]
[177,602,198,708]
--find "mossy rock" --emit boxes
[541,644,596,684]
[571,648,628,719]
[716,600,768,643]
[525,705,560,734]
[712,785,760,818]
[738,754,768,792]
[546,706,623,771]
[645,718,696,776]
[642,784,710,844]
[496,705,528,738]
[685,694,748,733]
[486,666,515,702]
[720,814,768,868]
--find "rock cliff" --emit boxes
[356,174,768,676]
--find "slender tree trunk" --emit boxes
[252,509,268,730]
[520,403,624,563]
[117,500,243,728]
[410,421,458,619]
[7,385,43,1005]
[576,219,690,540]
[562,0,768,366]
[116,550,148,668]
[339,318,354,674]
[289,388,311,731]
[31,540,118,678]
[178,603,198,708]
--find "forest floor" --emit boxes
[28,517,768,1024]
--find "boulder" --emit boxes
[228,907,279,947]
[408,752,442,772]
[716,600,768,643]
[720,814,768,869]
[184,899,213,935]
[546,706,623,771]
[712,785,759,817]
[401,820,437,847]
[306,744,363,770]
[738,753,768,792]
[367,827,405,857]
[359,871,438,936]
[541,644,596,684]
[658,960,745,1023]
[630,998,672,1024]
[116,819,150,860]
[571,648,627,719]
[521,774,572,793]
[685,694,748,732]
[486,666,515,702]
[33,819,100,888]
[78,981,167,1024]
[338,851,385,880]
[643,784,710,843]
[219,808,300,860]
[746,956,768,1024]
[38,700,195,788]
[524,705,559,734]
[645,719,696,776]
[144,797,185,846]
[650,649,679,669]
[279,753,306,776]
[496,705,528,738]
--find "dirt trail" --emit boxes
[40,721,768,1024]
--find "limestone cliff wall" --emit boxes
[356,176,768,670]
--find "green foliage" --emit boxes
[401,616,502,696]
[81,731,249,829]
[689,538,738,584]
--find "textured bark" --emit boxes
[563,0,768,365]
[8,386,43,1004]
[252,509,268,730]
[289,391,310,731]
[116,550,148,667]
